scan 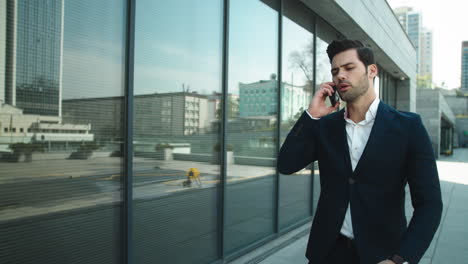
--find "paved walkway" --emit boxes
[258,148,468,264]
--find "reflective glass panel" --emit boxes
[279,1,314,229]
[133,1,223,263]
[0,1,126,263]
[225,0,279,254]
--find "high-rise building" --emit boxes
[4,0,64,116]
[462,41,468,91]
[393,6,433,88]
[0,0,6,104]
[419,28,433,88]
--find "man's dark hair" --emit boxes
[326,40,375,69]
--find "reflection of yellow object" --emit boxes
[186,168,200,179]
[183,168,202,187]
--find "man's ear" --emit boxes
[368,64,378,79]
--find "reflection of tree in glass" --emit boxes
[6,143,45,162]
[288,39,314,84]
[288,39,330,85]
[216,95,239,119]
[316,40,331,83]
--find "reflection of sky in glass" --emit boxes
[62,0,126,99]
[316,38,331,84]
[228,0,277,94]
[134,0,222,95]
[61,0,328,99]
[282,16,313,86]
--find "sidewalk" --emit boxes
[250,148,468,264]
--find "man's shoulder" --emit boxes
[320,108,344,121]
[380,102,421,122]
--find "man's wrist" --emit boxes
[388,254,408,264]
[305,110,320,120]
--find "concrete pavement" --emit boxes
[246,148,468,264]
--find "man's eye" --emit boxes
[331,71,338,76]
[346,67,354,71]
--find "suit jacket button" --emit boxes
[348,178,356,184]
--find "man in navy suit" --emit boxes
[278,40,442,264]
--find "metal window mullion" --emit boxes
[275,0,283,233]
[311,16,317,216]
[220,0,230,260]
[123,0,135,264]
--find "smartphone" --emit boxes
[329,84,339,106]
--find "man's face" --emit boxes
[330,49,371,103]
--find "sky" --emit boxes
[387,0,468,89]
[60,0,468,100]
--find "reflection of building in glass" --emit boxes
[62,96,123,141]
[0,0,6,104]
[393,6,432,88]
[239,75,310,121]
[135,92,210,136]
[0,103,93,152]
[4,0,64,116]
[63,92,211,139]
[462,41,468,91]
[207,92,239,120]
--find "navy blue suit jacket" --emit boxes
[278,102,442,264]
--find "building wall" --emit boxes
[462,41,468,90]
[444,95,468,116]
[417,89,441,156]
[456,118,468,147]
[416,89,456,157]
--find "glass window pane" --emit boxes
[1,1,126,263]
[225,0,279,254]
[279,1,314,229]
[133,1,223,263]
[312,36,333,214]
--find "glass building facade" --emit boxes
[0,1,400,263]
[6,0,63,116]
[462,41,468,91]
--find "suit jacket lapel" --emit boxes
[352,102,395,177]
[328,109,353,178]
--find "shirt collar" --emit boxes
[344,98,380,125]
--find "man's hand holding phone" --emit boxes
[307,82,340,118]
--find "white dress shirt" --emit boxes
[306,98,380,239]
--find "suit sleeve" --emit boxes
[397,115,443,263]
[277,111,320,175]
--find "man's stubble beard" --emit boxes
[338,72,369,103]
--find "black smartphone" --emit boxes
[329,84,339,106]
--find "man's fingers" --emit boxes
[322,86,333,97]
[328,102,340,111]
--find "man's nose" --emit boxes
[337,72,346,81]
